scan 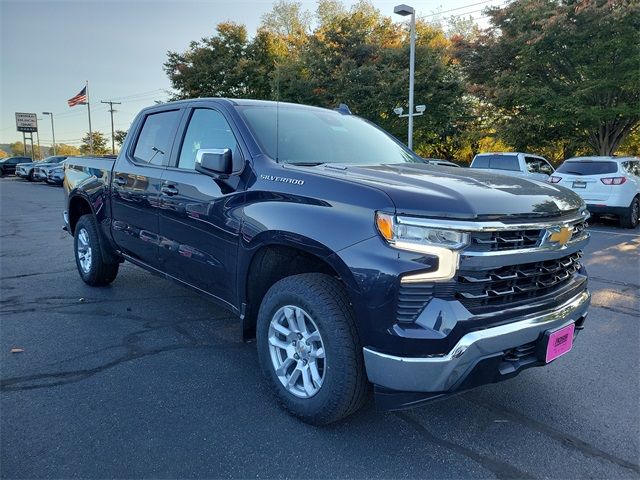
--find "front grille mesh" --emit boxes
[467,220,587,252]
[470,229,541,251]
[455,252,583,311]
[396,251,584,322]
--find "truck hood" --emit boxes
[293,163,583,220]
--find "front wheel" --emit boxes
[620,197,639,229]
[256,273,369,425]
[74,215,119,286]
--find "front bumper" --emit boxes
[33,170,47,181]
[364,289,589,401]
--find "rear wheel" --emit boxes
[27,170,34,181]
[74,214,119,286]
[256,273,369,425]
[620,197,639,229]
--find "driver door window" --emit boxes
[178,109,239,170]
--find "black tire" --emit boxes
[27,170,34,181]
[73,214,119,286]
[0,168,4,177]
[256,273,369,425]
[620,196,639,229]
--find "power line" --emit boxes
[421,0,497,18]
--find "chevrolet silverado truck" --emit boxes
[63,99,591,425]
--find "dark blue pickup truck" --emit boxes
[64,98,591,424]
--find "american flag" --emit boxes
[67,86,87,107]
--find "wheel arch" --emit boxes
[238,234,360,340]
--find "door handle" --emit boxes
[161,184,179,196]
[113,176,126,186]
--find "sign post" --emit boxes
[15,113,38,160]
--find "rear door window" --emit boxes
[475,154,520,171]
[556,161,618,175]
[132,110,181,166]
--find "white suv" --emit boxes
[549,156,640,228]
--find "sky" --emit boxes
[0,0,501,149]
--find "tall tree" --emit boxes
[80,132,109,155]
[455,0,640,155]
[114,130,128,147]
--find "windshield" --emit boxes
[239,106,422,165]
[39,156,65,164]
[556,160,618,175]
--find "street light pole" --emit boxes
[394,4,416,150]
[43,112,56,155]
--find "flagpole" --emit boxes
[86,80,93,154]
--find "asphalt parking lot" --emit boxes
[1,176,639,479]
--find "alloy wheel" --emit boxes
[76,228,92,274]
[268,305,326,398]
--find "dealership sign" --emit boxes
[15,112,38,133]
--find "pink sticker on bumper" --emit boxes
[546,323,575,363]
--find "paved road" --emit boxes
[1,177,639,479]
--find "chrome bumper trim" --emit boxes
[363,290,590,392]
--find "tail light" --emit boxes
[600,177,627,185]
[548,176,562,183]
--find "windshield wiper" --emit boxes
[287,162,326,166]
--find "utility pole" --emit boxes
[394,4,417,150]
[101,100,121,154]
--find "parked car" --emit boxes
[16,155,68,181]
[0,156,32,176]
[64,99,590,425]
[549,156,640,228]
[470,152,554,181]
[33,159,68,182]
[46,160,67,185]
[423,158,461,167]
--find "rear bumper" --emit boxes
[364,289,589,400]
[587,204,627,216]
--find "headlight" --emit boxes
[375,212,469,251]
[375,212,468,282]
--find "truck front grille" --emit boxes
[454,251,583,312]
[469,229,541,251]
[396,251,585,322]
[467,220,587,252]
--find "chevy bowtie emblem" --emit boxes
[548,226,573,246]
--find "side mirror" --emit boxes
[195,148,233,178]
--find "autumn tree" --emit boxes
[0,149,8,159]
[56,144,81,156]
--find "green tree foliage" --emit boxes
[454,0,640,156]
[114,130,128,147]
[80,132,109,155]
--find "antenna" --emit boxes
[275,62,280,162]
